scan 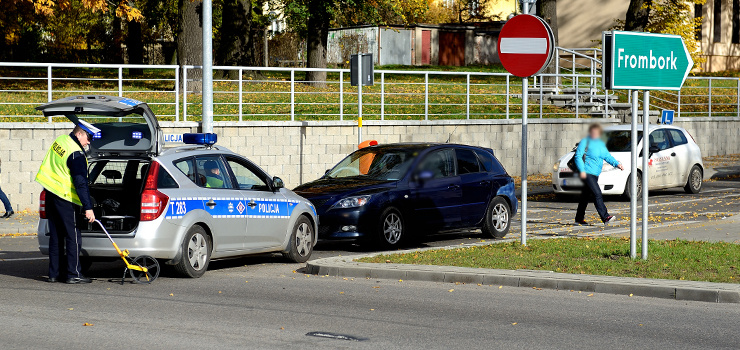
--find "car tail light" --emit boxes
[39,190,46,219]
[140,162,169,221]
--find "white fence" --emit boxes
[1,62,738,122]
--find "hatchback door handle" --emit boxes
[671,152,676,156]
[479,180,491,186]
[247,200,257,208]
[448,184,460,190]
[206,199,217,208]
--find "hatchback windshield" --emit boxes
[326,148,419,180]
[604,130,643,152]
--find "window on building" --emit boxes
[732,0,740,43]
[695,4,703,40]
[713,0,722,43]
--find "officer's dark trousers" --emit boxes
[575,174,610,223]
[47,191,83,280]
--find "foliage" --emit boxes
[615,0,706,68]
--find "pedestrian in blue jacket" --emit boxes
[574,123,624,225]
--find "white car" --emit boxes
[552,125,703,198]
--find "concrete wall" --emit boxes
[1,117,738,211]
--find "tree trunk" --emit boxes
[537,0,559,87]
[178,0,203,92]
[624,0,652,32]
[305,0,330,87]
[216,0,256,80]
[126,20,144,76]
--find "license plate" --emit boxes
[563,179,582,186]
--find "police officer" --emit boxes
[36,120,98,284]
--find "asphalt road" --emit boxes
[0,178,739,349]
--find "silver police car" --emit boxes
[36,96,317,278]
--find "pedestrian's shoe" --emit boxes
[1,211,12,218]
[575,220,589,226]
[603,216,616,225]
[65,276,92,284]
[46,277,60,283]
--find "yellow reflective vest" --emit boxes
[35,135,87,206]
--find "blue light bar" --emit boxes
[183,133,218,146]
[132,131,142,140]
[93,132,102,140]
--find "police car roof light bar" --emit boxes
[183,133,218,146]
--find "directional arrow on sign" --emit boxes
[606,31,694,91]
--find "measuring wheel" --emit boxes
[129,255,160,284]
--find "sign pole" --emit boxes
[521,77,528,246]
[641,91,650,259]
[358,53,363,145]
[630,90,638,259]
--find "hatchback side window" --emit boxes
[226,158,270,191]
[667,129,688,146]
[174,158,198,185]
[455,149,481,174]
[195,156,233,189]
[417,149,455,179]
[474,149,505,174]
[649,130,671,151]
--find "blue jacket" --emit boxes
[574,137,620,176]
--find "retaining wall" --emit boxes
[0,117,737,211]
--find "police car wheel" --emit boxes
[174,225,211,278]
[283,216,314,263]
[482,196,511,239]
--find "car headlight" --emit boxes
[331,195,371,209]
[553,161,560,171]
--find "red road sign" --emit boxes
[497,14,555,78]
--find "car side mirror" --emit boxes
[272,176,284,190]
[415,170,434,182]
[649,144,660,156]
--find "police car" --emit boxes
[36,95,318,278]
[552,125,704,199]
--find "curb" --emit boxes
[306,249,740,304]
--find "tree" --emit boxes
[617,0,705,67]
[216,0,259,78]
[537,0,558,86]
[624,0,652,31]
[177,0,203,91]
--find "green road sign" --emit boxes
[603,31,693,90]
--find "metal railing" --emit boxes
[1,62,738,121]
[0,62,180,122]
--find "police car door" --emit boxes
[193,155,248,252]
[224,156,289,249]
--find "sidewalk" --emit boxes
[307,239,740,303]
[0,212,38,235]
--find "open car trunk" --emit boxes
[76,158,152,234]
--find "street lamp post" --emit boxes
[202,0,213,133]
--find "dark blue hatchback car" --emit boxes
[294,143,518,247]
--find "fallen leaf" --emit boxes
[629,294,633,297]
[448,289,454,292]
[511,322,517,325]
[83,323,93,326]
[67,308,73,311]
[169,293,174,296]
[398,279,403,282]
[370,309,375,311]
[499,286,503,289]
[218,291,222,294]
[340,292,344,294]
[280,327,284,330]
[587,294,594,297]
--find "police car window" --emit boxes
[455,149,481,175]
[157,168,179,189]
[226,159,269,191]
[174,158,198,185]
[649,130,671,151]
[667,129,688,146]
[195,156,232,189]
[92,161,126,185]
[418,149,455,179]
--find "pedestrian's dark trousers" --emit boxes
[0,185,11,212]
[575,174,610,222]
[46,191,83,280]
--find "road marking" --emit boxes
[0,257,47,262]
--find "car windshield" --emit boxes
[326,148,419,180]
[604,130,643,152]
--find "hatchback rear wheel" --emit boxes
[174,225,211,278]
[684,165,703,194]
[482,197,511,239]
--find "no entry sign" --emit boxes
[497,14,555,78]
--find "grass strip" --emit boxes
[358,237,740,284]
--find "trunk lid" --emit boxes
[36,95,163,156]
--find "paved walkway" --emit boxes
[0,211,37,235]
